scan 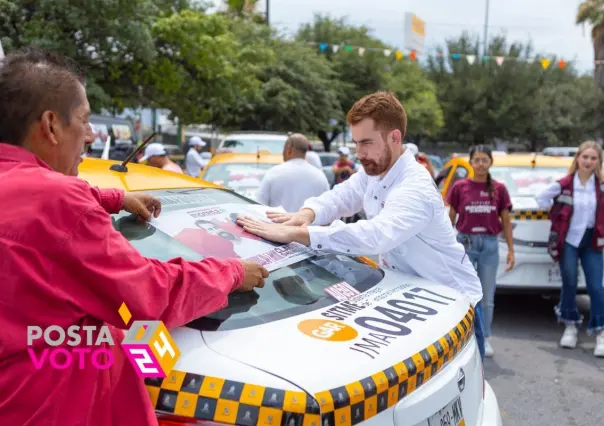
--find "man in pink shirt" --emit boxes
[0,47,269,425]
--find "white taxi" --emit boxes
[436,153,585,293]
[82,157,503,426]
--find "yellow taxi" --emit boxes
[77,157,501,426]
[199,151,283,201]
[435,153,584,293]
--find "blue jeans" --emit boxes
[457,233,500,339]
[556,228,604,335]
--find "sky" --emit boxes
[210,0,596,74]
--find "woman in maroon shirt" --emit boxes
[446,145,515,358]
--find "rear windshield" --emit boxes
[111,188,384,331]
[203,163,275,190]
[490,166,568,198]
[221,138,286,154]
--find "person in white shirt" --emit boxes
[256,133,330,212]
[536,141,604,357]
[186,136,209,177]
[139,143,183,174]
[306,143,323,169]
[237,91,486,360]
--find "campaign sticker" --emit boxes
[324,281,361,302]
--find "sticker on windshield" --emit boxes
[325,281,361,302]
[149,203,317,271]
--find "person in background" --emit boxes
[333,145,356,185]
[446,145,515,358]
[236,91,485,360]
[0,46,269,425]
[305,142,322,169]
[405,143,435,177]
[140,142,183,174]
[256,133,329,212]
[536,140,604,357]
[185,136,209,177]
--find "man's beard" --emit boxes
[361,146,393,176]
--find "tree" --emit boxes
[0,0,198,112]
[224,38,343,133]
[296,14,443,150]
[577,0,604,88]
[384,61,444,140]
[140,10,270,126]
[296,14,391,150]
[428,32,604,150]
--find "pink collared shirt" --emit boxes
[0,144,244,425]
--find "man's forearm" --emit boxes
[290,227,311,246]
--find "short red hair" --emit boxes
[346,91,407,140]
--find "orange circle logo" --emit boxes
[297,319,358,342]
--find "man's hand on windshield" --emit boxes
[123,192,162,221]
[238,260,269,291]
[266,208,315,226]
[236,216,311,246]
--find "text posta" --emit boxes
[27,325,116,370]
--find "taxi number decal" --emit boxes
[349,287,456,359]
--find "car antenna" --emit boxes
[530,152,537,169]
[109,132,157,173]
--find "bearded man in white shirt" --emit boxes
[237,91,487,360]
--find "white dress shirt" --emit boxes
[256,158,330,213]
[536,173,597,247]
[186,148,208,177]
[303,149,483,306]
[306,151,323,169]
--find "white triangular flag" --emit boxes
[384,49,392,57]
[332,45,340,53]
[496,56,504,66]
[466,55,476,65]
[359,48,365,57]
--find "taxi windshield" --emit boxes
[221,138,286,154]
[111,188,384,331]
[489,166,569,198]
[203,163,276,190]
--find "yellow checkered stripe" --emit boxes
[511,209,549,220]
[145,307,475,426]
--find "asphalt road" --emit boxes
[486,294,604,426]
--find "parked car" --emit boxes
[436,153,582,293]
[217,132,289,155]
[200,152,283,202]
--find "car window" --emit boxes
[319,154,338,167]
[203,163,276,190]
[111,188,384,331]
[489,166,568,197]
[221,138,286,154]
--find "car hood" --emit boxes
[201,270,474,396]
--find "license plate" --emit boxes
[548,265,562,283]
[427,396,465,426]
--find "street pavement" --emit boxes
[486,294,604,426]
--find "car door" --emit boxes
[435,158,474,200]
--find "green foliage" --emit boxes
[427,32,604,148]
[141,10,269,125]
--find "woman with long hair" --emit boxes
[446,145,515,358]
[536,141,604,357]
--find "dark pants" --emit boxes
[556,228,604,335]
